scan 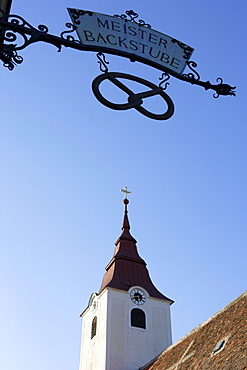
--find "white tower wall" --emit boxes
[79,286,172,370]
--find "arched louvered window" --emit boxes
[91,316,97,339]
[131,308,146,329]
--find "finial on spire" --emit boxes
[120,186,131,200]
[120,186,131,211]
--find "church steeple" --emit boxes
[99,193,173,303]
[79,190,173,370]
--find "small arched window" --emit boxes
[91,316,97,339]
[131,308,146,329]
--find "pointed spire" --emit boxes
[116,193,137,244]
[98,188,173,303]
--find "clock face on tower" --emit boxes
[130,288,146,305]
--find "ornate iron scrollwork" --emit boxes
[0,10,64,68]
[171,39,194,60]
[96,52,109,73]
[67,9,93,25]
[0,12,49,50]
[114,10,151,28]
[159,72,170,91]
[0,44,23,70]
[60,22,80,43]
[0,11,81,69]
[183,61,200,81]
[181,61,236,97]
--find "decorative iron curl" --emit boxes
[3,28,30,51]
[171,39,193,60]
[114,10,151,28]
[0,45,23,70]
[2,29,16,43]
[60,22,80,43]
[37,24,49,33]
[183,61,200,81]
[96,52,109,73]
[5,13,49,35]
[68,9,93,25]
[159,72,170,90]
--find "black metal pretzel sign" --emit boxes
[92,71,174,120]
[0,6,236,121]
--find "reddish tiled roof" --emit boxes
[141,291,247,370]
[98,199,173,303]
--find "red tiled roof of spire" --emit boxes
[98,198,173,303]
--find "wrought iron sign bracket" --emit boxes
[0,9,236,120]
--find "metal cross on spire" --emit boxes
[120,187,131,199]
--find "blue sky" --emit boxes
[1,1,246,369]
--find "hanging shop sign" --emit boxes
[0,7,236,121]
[68,9,194,75]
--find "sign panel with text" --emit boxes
[68,9,194,75]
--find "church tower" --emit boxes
[79,191,173,370]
